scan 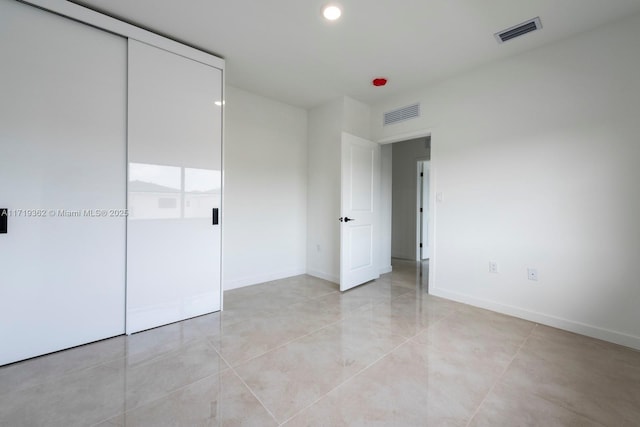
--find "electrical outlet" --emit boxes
[489,261,498,273]
[527,268,538,281]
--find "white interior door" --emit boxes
[340,133,381,291]
[126,39,222,334]
[0,0,126,365]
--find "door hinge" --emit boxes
[420,208,423,213]
[420,172,424,177]
[420,243,423,248]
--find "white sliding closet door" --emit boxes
[0,0,127,365]
[127,40,222,334]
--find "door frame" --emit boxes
[416,159,430,261]
[378,129,436,292]
[21,0,224,70]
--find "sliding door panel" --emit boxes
[127,40,222,334]
[0,0,127,365]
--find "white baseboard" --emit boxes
[306,267,392,283]
[430,287,640,351]
[306,269,339,284]
[380,265,393,274]
[391,253,413,260]
[224,267,306,291]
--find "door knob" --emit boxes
[344,217,355,222]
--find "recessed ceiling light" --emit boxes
[322,4,342,21]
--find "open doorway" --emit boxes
[389,136,430,261]
[385,135,431,289]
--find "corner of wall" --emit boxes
[342,96,372,140]
[306,98,344,281]
[223,86,308,290]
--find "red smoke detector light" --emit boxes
[372,78,388,87]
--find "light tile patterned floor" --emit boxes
[1,259,639,426]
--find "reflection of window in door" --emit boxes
[129,163,220,219]
[184,167,221,219]
[158,197,178,209]
[129,163,181,219]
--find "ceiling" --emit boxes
[73,0,640,108]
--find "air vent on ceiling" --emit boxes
[384,103,420,126]
[495,17,542,44]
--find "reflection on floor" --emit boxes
[1,259,639,426]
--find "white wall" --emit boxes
[306,99,343,282]
[372,13,640,350]
[391,138,429,260]
[306,96,374,282]
[224,86,308,290]
[343,96,372,140]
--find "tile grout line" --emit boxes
[215,350,281,426]
[272,292,458,426]
[90,334,272,427]
[192,316,279,424]
[0,336,136,397]
[277,336,412,426]
[210,314,356,424]
[221,297,394,369]
[87,363,234,427]
[224,283,433,424]
[88,332,232,426]
[277,301,460,425]
[500,326,611,427]
[220,316,345,368]
[27,271,422,426]
[464,323,538,427]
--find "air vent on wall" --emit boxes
[495,17,542,44]
[384,103,420,126]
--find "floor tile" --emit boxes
[210,310,326,366]
[414,306,535,367]
[500,325,640,426]
[0,335,126,397]
[125,316,217,367]
[3,259,639,427]
[266,275,340,300]
[0,338,230,426]
[468,382,605,427]
[221,277,327,328]
[354,292,458,338]
[235,313,407,423]
[95,370,277,427]
[123,338,229,411]
[284,338,500,426]
[311,279,413,315]
[1,359,127,427]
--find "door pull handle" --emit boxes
[212,208,219,225]
[0,208,7,234]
